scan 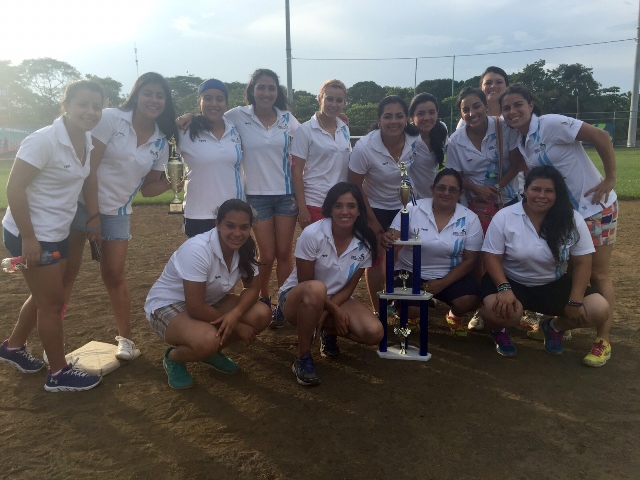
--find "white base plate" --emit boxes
[377,344,432,361]
[65,341,141,376]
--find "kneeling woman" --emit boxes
[382,169,483,336]
[480,166,610,362]
[279,182,383,386]
[144,200,271,389]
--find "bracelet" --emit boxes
[497,282,512,292]
[567,300,584,307]
[86,227,101,232]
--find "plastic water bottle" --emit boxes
[484,157,499,186]
[1,251,61,273]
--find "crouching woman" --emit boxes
[480,166,610,362]
[144,199,271,389]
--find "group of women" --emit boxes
[0,65,617,393]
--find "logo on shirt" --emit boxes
[351,254,366,261]
[534,143,547,154]
[113,132,125,138]
[382,162,389,165]
[453,228,466,236]
[63,165,71,169]
[321,254,328,257]
[215,275,221,279]
[199,139,207,142]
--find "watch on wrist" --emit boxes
[494,183,502,193]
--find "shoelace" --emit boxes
[493,331,511,347]
[589,341,606,356]
[17,348,40,363]
[299,355,315,373]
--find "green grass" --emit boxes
[0,147,638,209]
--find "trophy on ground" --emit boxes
[165,136,185,214]
[376,161,432,361]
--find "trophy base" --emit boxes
[377,344,432,362]
[168,203,184,214]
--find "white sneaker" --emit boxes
[115,336,136,360]
[467,310,484,331]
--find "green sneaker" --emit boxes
[201,351,239,374]
[163,347,194,389]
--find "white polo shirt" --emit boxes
[482,201,594,287]
[279,218,373,296]
[144,227,257,317]
[446,116,519,205]
[390,199,483,280]
[224,105,299,196]
[407,126,448,200]
[92,108,169,216]
[2,116,93,242]
[349,130,419,210]
[177,118,243,219]
[289,115,351,207]
[517,114,617,219]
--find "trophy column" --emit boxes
[164,136,185,214]
[377,162,432,361]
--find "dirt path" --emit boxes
[0,202,638,479]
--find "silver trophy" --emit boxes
[165,136,185,214]
[398,271,409,291]
[394,326,412,355]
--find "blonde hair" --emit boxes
[317,79,347,104]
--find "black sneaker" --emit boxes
[269,306,286,329]
[320,329,340,359]
[291,351,320,386]
[44,363,102,392]
[0,339,45,373]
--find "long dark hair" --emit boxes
[245,68,291,111]
[121,72,178,142]
[216,199,259,282]
[455,87,487,113]
[499,84,543,116]
[523,166,578,262]
[321,182,378,265]
[369,95,420,136]
[408,93,446,168]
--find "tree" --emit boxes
[415,78,462,103]
[165,75,204,101]
[384,86,414,104]
[345,103,378,136]
[16,58,81,123]
[549,63,601,117]
[348,81,386,105]
[226,81,246,109]
[85,74,124,107]
[292,90,317,121]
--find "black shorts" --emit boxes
[480,273,597,317]
[183,218,216,238]
[372,208,400,232]
[394,271,480,306]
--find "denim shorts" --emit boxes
[3,227,68,262]
[246,194,299,221]
[71,204,131,241]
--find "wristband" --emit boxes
[497,282,512,292]
[567,300,583,307]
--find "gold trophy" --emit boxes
[398,162,412,241]
[164,136,184,214]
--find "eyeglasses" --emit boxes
[434,185,460,194]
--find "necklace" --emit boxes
[316,113,336,133]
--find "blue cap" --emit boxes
[198,79,228,98]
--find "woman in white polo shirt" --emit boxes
[145,199,271,389]
[83,72,179,361]
[0,80,104,392]
[348,95,420,314]
[499,84,617,367]
[381,169,483,336]
[406,93,448,200]
[178,79,243,237]
[291,79,351,228]
[224,69,300,328]
[278,182,382,386]
[480,166,610,363]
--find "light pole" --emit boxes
[285,0,293,103]
[627,0,640,147]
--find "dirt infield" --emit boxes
[0,203,638,480]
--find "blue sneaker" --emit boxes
[320,330,340,359]
[269,306,286,329]
[163,347,194,389]
[291,351,320,386]
[490,330,517,357]
[0,339,45,373]
[540,317,564,355]
[201,351,239,373]
[44,363,102,392]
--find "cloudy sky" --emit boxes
[4,0,638,97]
